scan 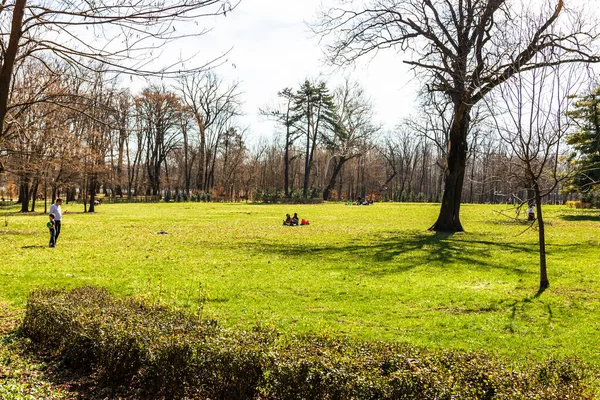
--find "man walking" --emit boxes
[49,198,66,244]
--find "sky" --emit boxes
[148,0,420,142]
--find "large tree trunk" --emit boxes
[19,177,29,212]
[430,104,471,232]
[323,156,347,201]
[67,188,76,203]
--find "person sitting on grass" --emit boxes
[283,214,292,226]
[47,213,56,248]
[292,213,299,226]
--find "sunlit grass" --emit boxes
[1,201,599,366]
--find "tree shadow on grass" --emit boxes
[559,214,600,222]
[4,211,46,217]
[257,232,540,277]
[506,287,552,334]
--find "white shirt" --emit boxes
[49,203,62,221]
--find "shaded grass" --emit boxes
[0,303,75,399]
[1,201,599,374]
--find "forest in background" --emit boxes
[2,59,595,212]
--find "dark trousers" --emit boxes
[49,229,56,247]
[54,220,61,242]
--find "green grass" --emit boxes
[1,201,599,370]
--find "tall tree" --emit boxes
[565,85,600,203]
[260,88,303,197]
[295,80,337,198]
[135,86,182,196]
[488,62,579,291]
[380,127,420,200]
[0,0,236,147]
[316,0,600,231]
[322,80,379,201]
[178,72,241,192]
[112,91,133,198]
[219,127,246,199]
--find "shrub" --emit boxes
[22,286,269,398]
[261,336,591,399]
[22,287,592,399]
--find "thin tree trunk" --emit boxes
[469,154,476,203]
[116,127,127,197]
[89,175,97,213]
[195,114,206,190]
[535,187,549,290]
[303,107,312,198]
[82,177,88,213]
[30,179,39,212]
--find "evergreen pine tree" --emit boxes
[566,86,600,204]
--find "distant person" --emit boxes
[292,213,299,226]
[49,198,66,244]
[528,203,535,221]
[283,214,292,226]
[47,213,56,248]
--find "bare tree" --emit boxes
[177,106,196,194]
[178,71,241,192]
[488,61,580,291]
[380,127,419,200]
[0,0,237,145]
[315,0,600,231]
[112,91,133,198]
[218,126,247,199]
[259,88,303,197]
[126,106,147,199]
[322,79,379,200]
[3,59,78,211]
[135,86,183,196]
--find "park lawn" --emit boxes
[0,201,599,372]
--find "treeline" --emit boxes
[0,59,590,210]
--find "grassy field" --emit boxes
[1,201,599,371]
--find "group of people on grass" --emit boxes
[283,212,309,226]
[346,196,374,206]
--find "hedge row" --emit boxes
[22,287,591,399]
